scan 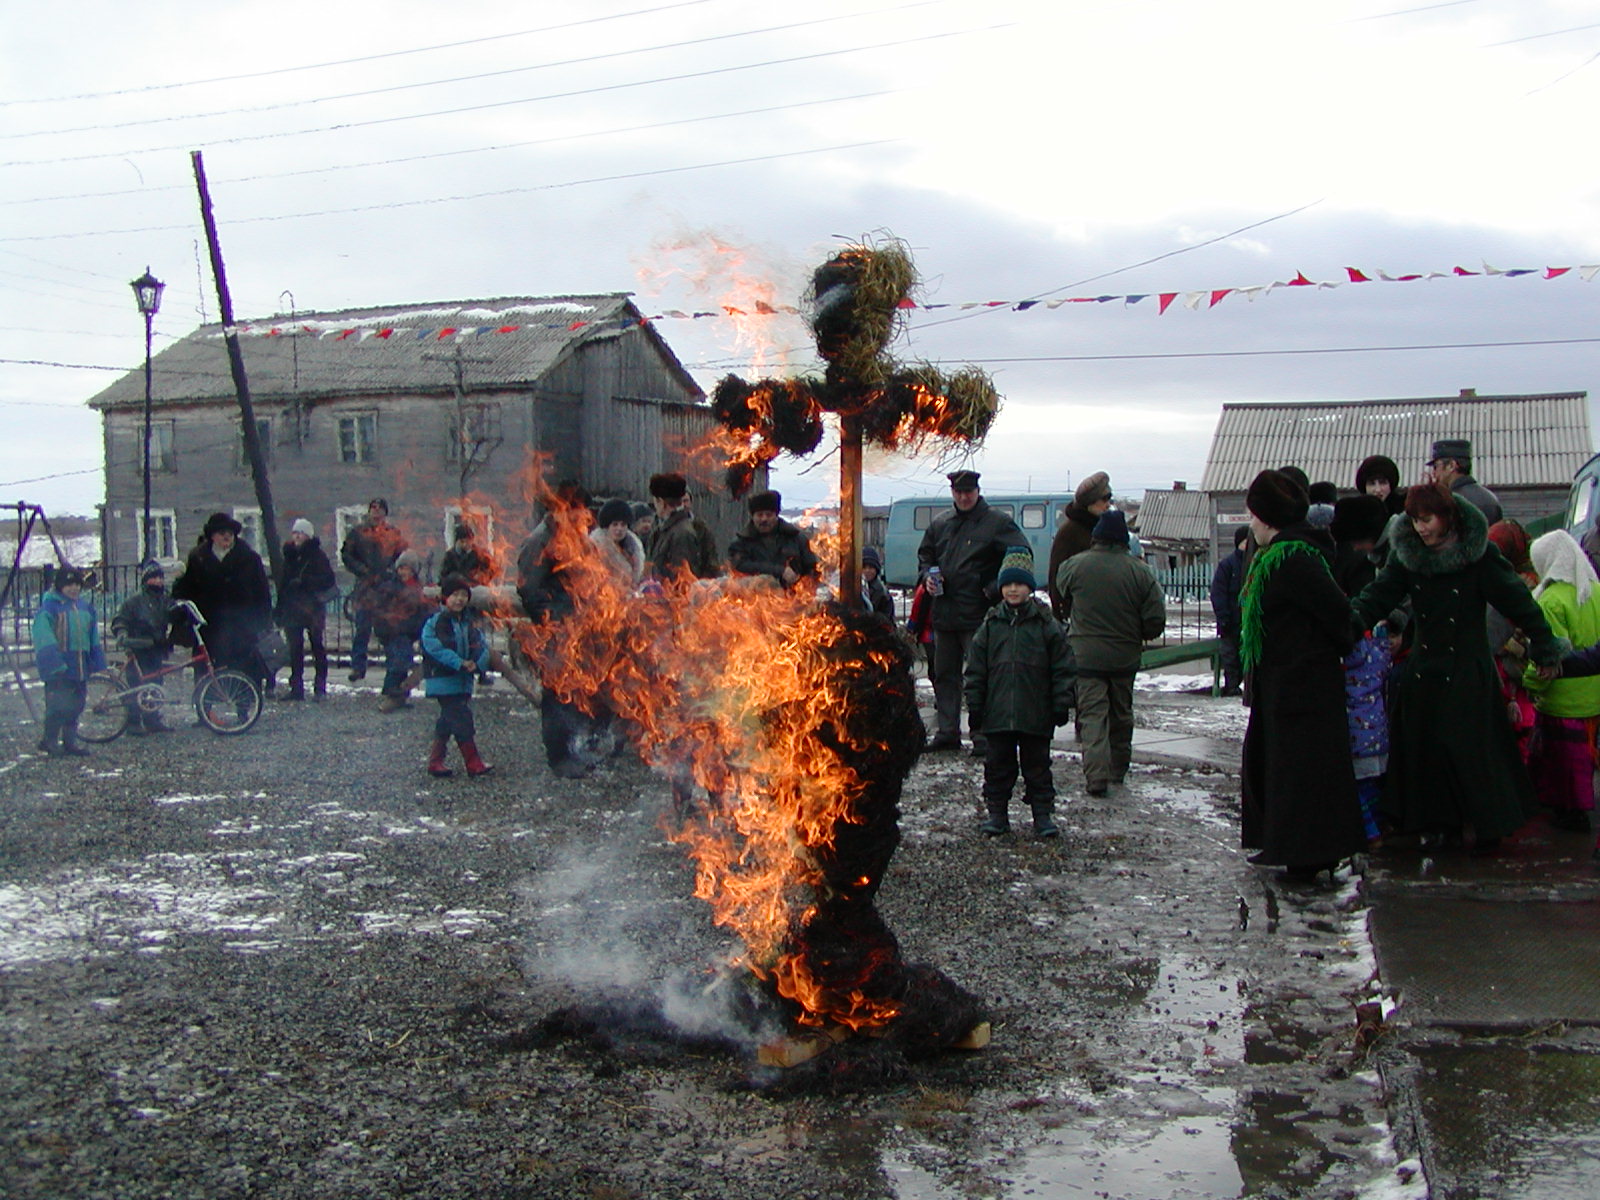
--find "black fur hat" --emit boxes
[1246,469,1309,530]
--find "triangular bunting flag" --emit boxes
[1545,267,1571,279]
[1208,289,1232,308]
[1158,293,1178,314]
[1346,268,1371,282]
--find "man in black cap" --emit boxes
[646,472,721,583]
[728,491,818,586]
[916,469,1024,753]
[1426,438,1502,524]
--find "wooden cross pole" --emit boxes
[838,413,863,604]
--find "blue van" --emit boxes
[1565,451,1600,536]
[881,493,1075,588]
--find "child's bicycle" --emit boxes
[76,600,264,740]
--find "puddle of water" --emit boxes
[1143,954,1244,1061]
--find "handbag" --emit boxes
[256,627,289,673]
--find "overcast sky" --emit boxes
[5,0,1599,519]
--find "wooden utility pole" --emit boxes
[191,150,282,582]
[837,415,863,603]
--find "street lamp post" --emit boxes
[130,268,165,561]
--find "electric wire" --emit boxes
[0,140,899,242]
[0,24,1007,169]
[0,89,903,208]
[0,0,724,107]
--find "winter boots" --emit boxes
[426,738,454,778]
[980,808,1010,836]
[1031,804,1059,839]
[460,741,494,778]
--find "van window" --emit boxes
[913,505,937,531]
[1020,503,1046,529]
[990,504,1014,519]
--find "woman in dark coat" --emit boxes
[173,512,274,686]
[1351,484,1559,849]
[1239,470,1368,878]
[276,518,337,700]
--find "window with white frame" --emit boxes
[443,505,494,548]
[234,507,263,550]
[338,411,377,464]
[334,505,368,555]
[137,509,178,562]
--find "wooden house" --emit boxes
[1199,389,1592,562]
[87,295,755,576]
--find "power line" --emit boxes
[0,89,902,208]
[1487,21,1600,47]
[0,24,1005,169]
[0,140,899,242]
[937,335,1600,363]
[912,199,1326,332]
[0,0,724,108]
[0,3,937,141]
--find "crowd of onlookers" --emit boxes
[28,438,1600,868]
[1228,439,1600,877]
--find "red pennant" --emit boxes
[567,321,588,331]
[1287,272,1314,287]
[436,327,458,339]
[897,297,917,308]
[1346,268,1371,282]
[336,329,355,340]
[1209,289,1233,308]
[722,305,746,316]
[496,325,520,334]
[1452,266,1479,276]
[1158,293,1177,315]
[376,328,393,339]
[1546,267,1571,279]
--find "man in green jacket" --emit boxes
[1054,510,1166,796]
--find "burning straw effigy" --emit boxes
[517,237,1000,1068]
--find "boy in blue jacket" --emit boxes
[419,575,493,778]
[963,548,1075,838]
[33,567,106,757]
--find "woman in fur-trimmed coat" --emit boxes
[1352,484,1559,848]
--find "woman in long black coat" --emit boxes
[1239,471,1367,877]
[1351,483,1558,848]
[173,512,274,686]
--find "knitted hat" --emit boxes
[1091,509,1130,545]
[997,545,1036,589]
[747,490,781,514]
[946,469,980,489]
[1330,495,1389,545]
[649,472,688,501]
[630,502,653,523]
[1487,519,1533,574]
[597,498,633,529]
[139,559,165,583]
[861,546,882,569]
[438,573,472,599]
[202,511,243,538]
[395,550,423,574]
[55,566,85,588]
[1075,471,1112,506]
[291,518,315,538]
[1246,469,1309,530]
[1354,454,1400,493]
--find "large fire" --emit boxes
[516,238,996,1055]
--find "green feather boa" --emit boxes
[1238,538,1331,674]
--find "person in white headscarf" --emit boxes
[1522,529,1600,832]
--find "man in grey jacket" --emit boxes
[1054,510,1166,796]
[1426,438,1502,525]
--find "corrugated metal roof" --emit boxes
[1138,488,1212,541]
[1199,391,1593,493]
[87,294,690,408]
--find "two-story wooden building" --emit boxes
[88,294,754,576]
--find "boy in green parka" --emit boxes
[964,547,1076,838]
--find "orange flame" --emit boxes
[514,489,911,1031]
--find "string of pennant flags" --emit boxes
[222,259,1600,341]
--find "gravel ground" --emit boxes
[0,678,1414,1200]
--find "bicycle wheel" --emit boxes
[76,671,130,742]
[194,670,263,734]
